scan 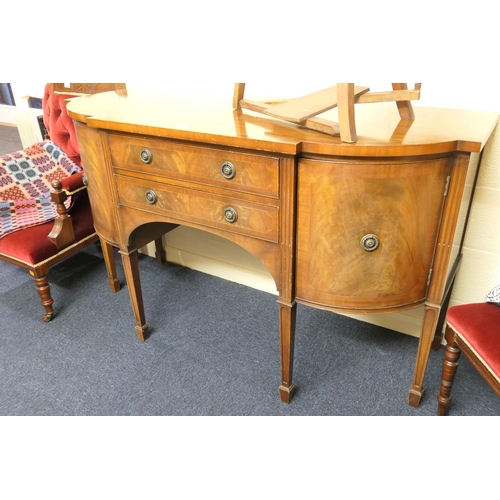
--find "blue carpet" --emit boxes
[1,243,499,416]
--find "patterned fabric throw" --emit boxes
[486,284,500,306]
[0,141,82,239]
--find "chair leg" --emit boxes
[33,274,54,322]
[337,83,357,143]
[437,325,461,415]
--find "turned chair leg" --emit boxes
[33,274,54,322]
[437,325,461,415]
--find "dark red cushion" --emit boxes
[42,85,81,167]
[60,171,85,193]
[0,191,95,265]
[447,302,500,378]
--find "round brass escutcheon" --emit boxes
[145,189,158,205]
[140,148,153,164]
[82,173,88,186]
[223,206,238,223]
[221,161,236,180]
[360,234,380,252]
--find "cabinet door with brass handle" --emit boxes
[296,157,452,312]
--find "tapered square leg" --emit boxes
[120,248,149,341]
[278,300,297,403]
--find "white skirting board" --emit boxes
[140,226,426,339]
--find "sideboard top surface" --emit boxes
[67,88,499,157]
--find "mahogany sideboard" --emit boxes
[67,88,498,406]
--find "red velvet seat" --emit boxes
[0,190,94,264]
[437,301,500,415]
[0,84,122,321]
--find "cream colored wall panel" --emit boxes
[464,153,480,187]
[475,124,500,189]
[450,249,500,305]
[164,227,275,277]
[345,308,425,338]
[495,262,500,285]
[461,187,500,254]
[141,227,279,296]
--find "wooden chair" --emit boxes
[233,83,421,143]
[0,83,126,321]
[437,299,500,415]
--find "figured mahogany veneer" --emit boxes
[296,156,451,311]
[67,89,498,406]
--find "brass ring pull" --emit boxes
[140,148,153,164]
[223,206,238,223]
[221,161,236,180]
[145,189,158,204]
[360,234,380,252]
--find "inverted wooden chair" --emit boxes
[233,83,421,143]
[0,83,125,321]
[437,288,500,415]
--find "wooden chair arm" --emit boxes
[59,170,85,193]
[48,180,76,250]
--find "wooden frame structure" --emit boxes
[233,83,422,143]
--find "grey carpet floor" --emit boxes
[1,243,499,416]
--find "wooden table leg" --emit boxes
[408,304,440,406]
[154,237,166,264]
[119,248,149,341]
[100,238,121,293]
[278,299,297,403]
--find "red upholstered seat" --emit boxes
[0,83,122,322]
[437,301,500,415]
[0,191,94,264]
[447,303,500,380]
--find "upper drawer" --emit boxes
[108,134,280,198]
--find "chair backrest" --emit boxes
[49,83,126,95]
[42,83,126,166]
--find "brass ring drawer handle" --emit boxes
[223,206,238,223]
[140,148,153,164]
[145,189,158,204]
[221,161,236,180]
[360,234,380,252]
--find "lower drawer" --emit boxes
[115,175,279,243]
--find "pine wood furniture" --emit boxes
[66,87,498,406]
